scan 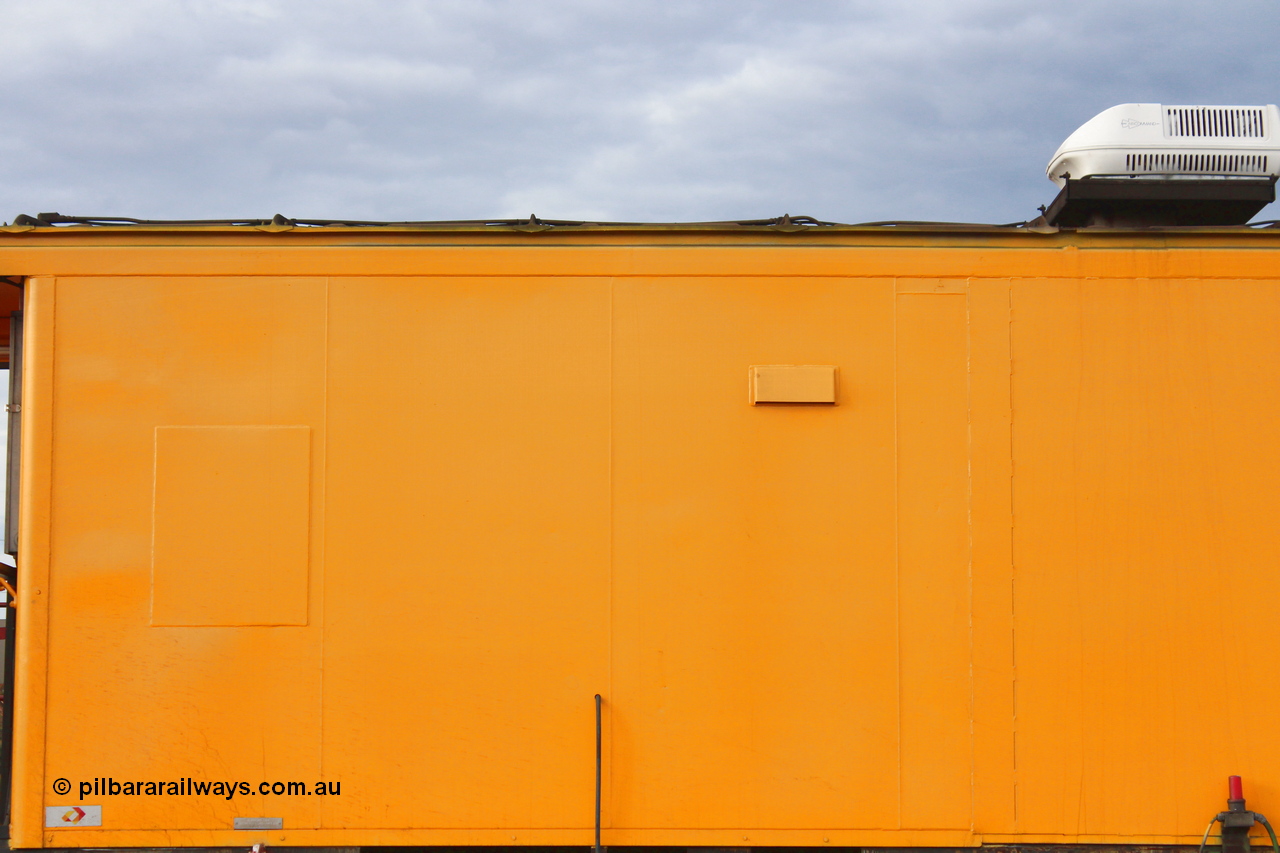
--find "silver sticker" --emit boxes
[45,805,102,827]
[234,817,283,830]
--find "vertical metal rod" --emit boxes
[594,693,602,853]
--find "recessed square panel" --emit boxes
[152,425,311,626]
[750,365,838,404]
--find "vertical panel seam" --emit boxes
[1008,279,1018,831]
[607,275,614,832]
[892,278,903,829]
[966,284,977,834]
[318,275,329,829]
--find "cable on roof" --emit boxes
[8,211,1044,230]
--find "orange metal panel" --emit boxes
[967,279,1017,835]
[895,290,972,830]
[0,229,1277,847]
[318,276,611,834]
[151,425,311,627]
[0,237,1280,281]
[610,276,901,832]
[34,276,327,844]
[1011,278,1280,839]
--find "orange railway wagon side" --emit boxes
[0,222,1277,850]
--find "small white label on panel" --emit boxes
[235,817,283,830]
[45,805,102,827]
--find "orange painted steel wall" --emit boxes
[1,228,1279,848]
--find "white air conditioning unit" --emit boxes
[1047,103,1280,186]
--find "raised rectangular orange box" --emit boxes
[749,365,837,404]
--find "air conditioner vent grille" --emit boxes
[1165,107,1266,138]
[1124,152,1269,175]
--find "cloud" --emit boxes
[1,0,1278,223]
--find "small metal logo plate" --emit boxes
[45,805,102,827]
[234,817,283,830]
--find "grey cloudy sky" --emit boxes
[2,1,1279,225]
